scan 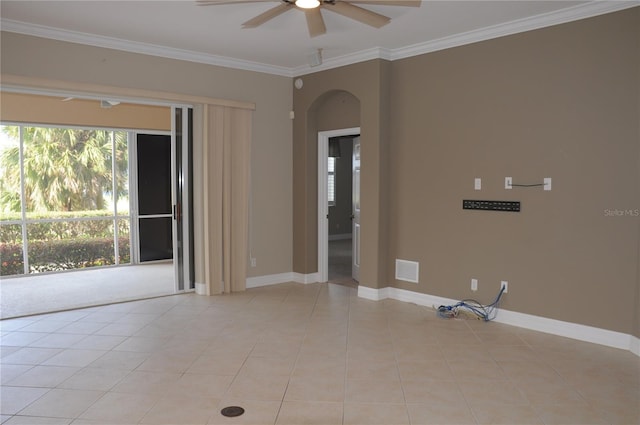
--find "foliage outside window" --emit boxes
[0,124,131,276]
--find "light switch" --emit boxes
[474,178,481,190]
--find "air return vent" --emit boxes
[395,259,419,283]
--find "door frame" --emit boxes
[317,127,360,283]
[171,106,193,292]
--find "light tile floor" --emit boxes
[329,239,358,289]
[1,282,638,425]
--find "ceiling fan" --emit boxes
[196,0,421,38]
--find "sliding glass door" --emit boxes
[172,107,194,291]
[131,108,193,291]
[134,133,173,263]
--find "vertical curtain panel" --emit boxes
[203,104,252,295]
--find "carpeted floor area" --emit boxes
[0,263,174,319]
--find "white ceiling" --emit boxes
[0,1,635,76]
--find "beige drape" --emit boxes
[203,104,252,295]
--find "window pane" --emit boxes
[328,158,336,204]
[139,217,173,262]
[1,124,133,277]
[137,134,171,215]
[114,131,130,216]
[27,219,116,273]
[1,223,24,276]
[328,175,335,203]
[0,125,22,220]
[117,218,131,264]
[23,127,113,219]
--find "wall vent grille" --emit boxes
[395,259,419,283]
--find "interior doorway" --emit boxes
[318,128,360,287]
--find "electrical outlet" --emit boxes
[505,177,512,189]
[250,258,256,267]
[501,280,508,293]
[474,178,481,190]
[471,278,478,291]
[544,177,552,191]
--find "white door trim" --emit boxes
[317,127,360,283]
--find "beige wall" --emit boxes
[294,8,640,335]
[1,92,170,131]
[0,31,293,281]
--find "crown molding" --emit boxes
[390,1,639,61]
[0,19,293,77]
[293,46,392,76]
[1,1,638,78]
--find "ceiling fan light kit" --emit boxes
[295,0,320,9]
[197,0,421,38]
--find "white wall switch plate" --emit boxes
[471,278,478,291]
[505,177,512,189]
[544,177,552,191]
[474,178,481,190]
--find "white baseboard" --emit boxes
[245,272,319,289]
[246,272,295,289]
[195,281,208,295]
[631,335,640,357]
[357,286,389,301]
[329,233,352,241]
[358,286,639,356]
[292,272,319,284]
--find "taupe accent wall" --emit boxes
[1,31,293,282]
[313,91,359,238]
[293,60,391,289]
[388,8,639,335]
[294,8,640,335]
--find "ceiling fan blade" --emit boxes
[242,3,292,28]
[305,8,326,37]
[348,0,421,6]
[197,0,275,5]
[325,1,390,28]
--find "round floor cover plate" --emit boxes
[221,406,245,417]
